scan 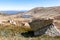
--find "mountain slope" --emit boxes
[23,6,60,18]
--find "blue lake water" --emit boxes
[21,14,32,18]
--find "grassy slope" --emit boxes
[0,24,60,40]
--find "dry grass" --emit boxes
[0,24,60,40]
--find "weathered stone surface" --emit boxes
[45,25,60,36]
[29,18,53,31]
[29,18,60,36]
[34,24,60,36]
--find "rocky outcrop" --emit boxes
[34,23,60,37]
[29,18,60,36]
[29,18,53,31]
[7,19,16,25]
[45,24,60,36]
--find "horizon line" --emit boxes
[0,5,60,11]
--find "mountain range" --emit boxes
[0,10,27,14]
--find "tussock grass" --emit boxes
[0,24,60,40]
[0,24,31,37]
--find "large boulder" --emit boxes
[29,18,53,31]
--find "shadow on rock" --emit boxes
[21,31,34,37]
[21,31,43,37]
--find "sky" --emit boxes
[0,0,60,11]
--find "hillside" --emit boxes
[26,6,60,14]
[0,6,60,40]
[23,6,60,18]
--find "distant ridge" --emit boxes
[26,6,60,14]
[0,10,27,14]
